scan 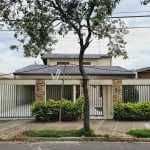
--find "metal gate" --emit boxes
[0,84,35,118]
[46,85,73,100]
[89,85,103,116]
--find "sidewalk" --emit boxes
[0,119,150,140]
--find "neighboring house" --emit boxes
[0,73,14,79]
[136,67,150,79]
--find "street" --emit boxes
[0,141,150,150]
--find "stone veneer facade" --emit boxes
[35,80,46,101]
[112,79,122,103]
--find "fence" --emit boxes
[89,85,103,116]
[0,79,150,119]
[122,79,150,103]
[0,80,35,118]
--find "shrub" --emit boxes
[31,97,84,122]
[31,101,52,122]
[122,85,139,103]
[114,102,150,121]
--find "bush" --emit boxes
[31,101,52,122]
[31,97,84,122]
[122,85,139,103]
[114,102,150,121]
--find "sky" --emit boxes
[0,0,150,74]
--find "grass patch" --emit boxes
[23,129,95,137]
[128,129,150,138]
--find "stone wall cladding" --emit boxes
[36,80,45,101]
[113,80,122,103]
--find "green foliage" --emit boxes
[114,102,150,121]
[23,128,95,137]
[31,101,51,122]
[31,97,84,122]
[128,129,150,138]
[122,85,139,103]
[142,0,150,5]
[0,0,128,58]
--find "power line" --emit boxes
[113,10,150,14]
[1,26,150,32]
[109,14,150,19]
[0,14,150,23]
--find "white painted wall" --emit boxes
[47,58,112,66]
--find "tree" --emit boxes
[0,0,128,132]
[142,0,150,5]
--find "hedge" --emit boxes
[114,102,150,121]
[31,97,84,122]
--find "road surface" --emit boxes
[0,141,150,150]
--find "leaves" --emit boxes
[0,0,129,58]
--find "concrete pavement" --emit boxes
[0,119,150,140]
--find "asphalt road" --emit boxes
[0,142,150,150]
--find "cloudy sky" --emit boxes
[0,0,150,73]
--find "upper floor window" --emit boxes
[57,62,70,65]
[83,62,91,65]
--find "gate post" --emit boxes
[113,79,122,103]
[35,79,46,101]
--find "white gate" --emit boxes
[89,85,103,116]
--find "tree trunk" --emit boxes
[79,50,90,132]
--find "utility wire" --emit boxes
[109,14,150,19]
[0,14,150,22]
[1,26,150,32]
[113,10,150,14]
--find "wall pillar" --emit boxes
[113,79,122,103]
[35,80,46,101]
[73,85,76,102]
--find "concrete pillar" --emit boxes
[35,80,46,102]
[112,79,122,103]
[73,85,76,102]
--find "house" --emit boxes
[13,53,135,119]
[0,73,14,79]
[136,67,150,79]
[14,53,134,80]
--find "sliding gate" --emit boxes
[89,85,103,116]
[0,81,35,118]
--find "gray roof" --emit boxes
[136,67,150,72]
[41,53,111,59]
[14,65,135,76]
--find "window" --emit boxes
[83,62,91,65]
[57,62,70,65]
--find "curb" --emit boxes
[1,136,150,143]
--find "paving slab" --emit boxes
[0,119,149,140]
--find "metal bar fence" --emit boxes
[122,85,150,103]
[89,85,103,116]
[0,84,35,118]
[46,85,73,101]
